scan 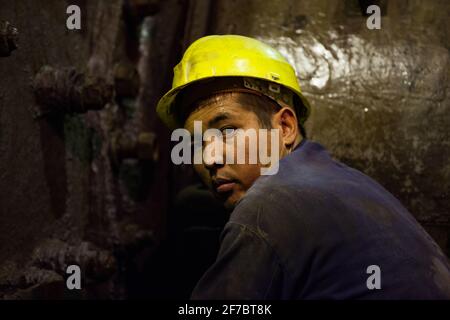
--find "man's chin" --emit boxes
[223,199,236,211]
[216,191,243,211]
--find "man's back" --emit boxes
[191,140,450,299]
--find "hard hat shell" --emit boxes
[156,34,311,129]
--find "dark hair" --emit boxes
[239,92,308,139]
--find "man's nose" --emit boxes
[203,142,225,170]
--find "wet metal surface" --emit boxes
[0,0,168,299]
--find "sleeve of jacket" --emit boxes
[190,220,283,300]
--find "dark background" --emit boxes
[0,0,448,299]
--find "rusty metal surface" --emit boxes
[0,0,175,299]
[33,66,114,115]
[0,20,18,57]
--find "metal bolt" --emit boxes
[0,21,19,57]
[32,239,117,282]
[114,62,141,99]
[137,132,159,162]
[110,131,158,164]
[33,66,113,115]
[119,223,154,255]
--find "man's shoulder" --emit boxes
[231,181,299,218]
[228,179,316,238]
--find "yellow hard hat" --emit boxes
[156,34,311,129]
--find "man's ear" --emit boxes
[272,107,299,148]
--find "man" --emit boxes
[156,35,450,299]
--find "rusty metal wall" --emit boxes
[0,0,188,298]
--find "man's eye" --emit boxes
[190,141,203,156]
[221,127,237,137]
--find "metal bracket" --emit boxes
[0,21,18,57]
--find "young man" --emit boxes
[156,35,450,299]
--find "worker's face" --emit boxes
[184,94,278,210]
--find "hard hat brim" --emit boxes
[156,76,311,130]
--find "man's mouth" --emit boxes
[212,177,237,194]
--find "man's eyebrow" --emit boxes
[207,112,234,127]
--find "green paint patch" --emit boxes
[64,115,100,164]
